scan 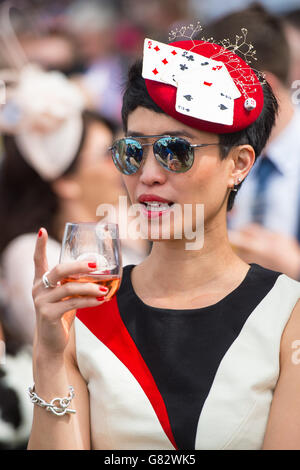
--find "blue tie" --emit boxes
[251,155,278,225]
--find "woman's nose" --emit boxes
[138,147,168,186]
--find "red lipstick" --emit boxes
[138,194,174,219]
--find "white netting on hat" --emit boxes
[168,22,266,99]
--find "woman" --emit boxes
[28,37,300,450]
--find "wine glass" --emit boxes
[59,222,122,300]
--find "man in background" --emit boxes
[282,8,300,87]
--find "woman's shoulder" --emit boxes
[244,263,300,320]
[118,262,300,299]
[246,263,300,294]
[243,264,300,352]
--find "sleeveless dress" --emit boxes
[74,264,300,450]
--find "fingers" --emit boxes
[37,295,107,322]
[33,229,111,330]
[33,279,109,321]
[33,228,49,283]
[42,281,109,304]
[34,258,101,293]
[45,260,101,286]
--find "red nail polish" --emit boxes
[38,229,43,238]
[88,262,97,268]
[99,286,108,293]
[96,296,105,301]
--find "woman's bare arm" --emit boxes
[27,229,107,449]
[263,298,300,449]
[28,326,90,450]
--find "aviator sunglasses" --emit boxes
[109,135,226,175]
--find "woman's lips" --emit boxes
[141,207,173,218]
[138,194,173,204]
[137,195,175,219]
[139,201,175,219]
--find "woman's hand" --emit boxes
[32,228,108,357]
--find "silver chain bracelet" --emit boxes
[27,385,76,416]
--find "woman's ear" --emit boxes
[228,145,255,189]
[51,177,82,201]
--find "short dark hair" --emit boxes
[202,3,291,86]
[121,60,278,211]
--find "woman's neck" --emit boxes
[149,238,244,287]
[131,219,250,309]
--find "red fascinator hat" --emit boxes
[142,37,264,134]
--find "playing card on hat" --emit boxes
[205,59,241,99]
[175,79,234,125]
[142,38,182,85]
[143,37,265,133]
[170,53,241,99]
[160,46,216,85]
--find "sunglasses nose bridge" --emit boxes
[138,142,169,183]
[139,141,159,166]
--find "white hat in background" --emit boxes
[14,65,84,180]
[0,3,85,181]
[0,64,85,180]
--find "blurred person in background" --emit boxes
[17,26,98,111]
[203,3,300,279]
[189,0,300,23]
[119,0,190,42]
[282,9,300,87]
[63,0,124,124]
[0,313,33,449]
[18,28,84,77]
[113,20,144,72]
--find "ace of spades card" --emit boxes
[175,79,234,126]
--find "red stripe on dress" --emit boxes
[76,297,177,449]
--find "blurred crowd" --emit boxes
[0,0,300,450]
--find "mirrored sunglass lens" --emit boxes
[153,137,194,172]
[112,139,143,175]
